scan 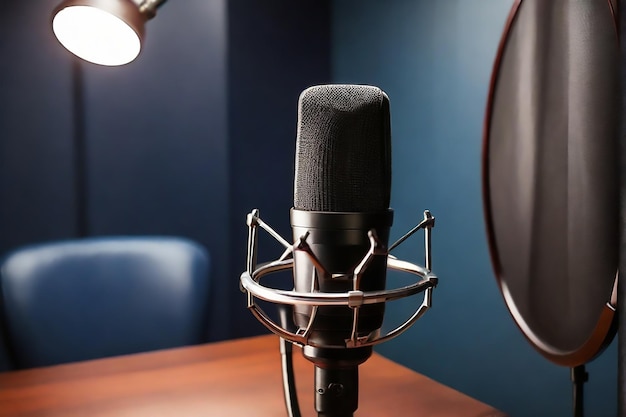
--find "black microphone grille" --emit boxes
[294,84,391,212]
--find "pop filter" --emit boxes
[482,0,619,367]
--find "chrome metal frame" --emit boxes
[240,209,438,349]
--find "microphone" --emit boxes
[240,84,438,417]
[292,84,392,348]
[291,84,393,416]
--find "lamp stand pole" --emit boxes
[71,58,88,238]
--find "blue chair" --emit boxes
[0,236,210,369]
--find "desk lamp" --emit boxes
[51,0,167,66]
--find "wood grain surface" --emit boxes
[0,335,506,416]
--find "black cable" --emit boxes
[278,304,302,417]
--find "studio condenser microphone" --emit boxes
[292,84,393,416]
[240,84,438,417]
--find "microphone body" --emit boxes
[291,84,392,417]
[291,209,393,348]
[240,84,437,417]
[291,209,392,417]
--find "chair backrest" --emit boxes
[0,236,210,369]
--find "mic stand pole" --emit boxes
[278,303,364,417]
[315,365,358,417]
[314,365,358,417]
[571,365,588,417]
[304,346,371,417]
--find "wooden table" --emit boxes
[0,335,506,416]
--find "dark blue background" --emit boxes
[331,1,618,416]
[0,1,618,416]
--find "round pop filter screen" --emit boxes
[483,0,619,367]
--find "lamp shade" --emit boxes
[52,0,147,66]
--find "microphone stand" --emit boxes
[571,365,588,417]
[278,304,366,417]
[315,366,359,417]
[307,347,369,417]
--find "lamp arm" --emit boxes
[137,0,168,18]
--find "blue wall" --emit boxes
[0,0,81,370]
[0,0,233,342]
[84,0,232,341]
[0,0,76,251]
[332,1,617,416]
[0,0,331,351]
[227,0,331,337]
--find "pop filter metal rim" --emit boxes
[481,0,619,367]
[499,277,618,366]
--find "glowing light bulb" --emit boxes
[52,5,142,66]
